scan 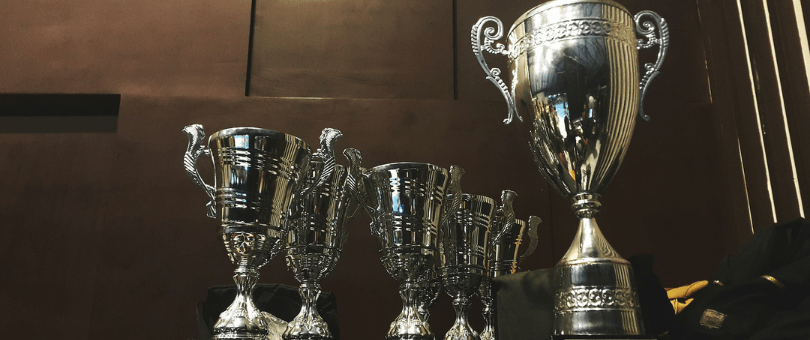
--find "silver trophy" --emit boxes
[479,190,540,340]
[183,125,339,340]
[472,0,668,336]
[282,129,351,340]
[439,193,496,340]
[344,148,464,340]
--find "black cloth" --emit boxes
[494,254,673,340]
[196,284,340,340]
[670,218,810,340]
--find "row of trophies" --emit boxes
[184,0,668,339]
[184,123,540,340]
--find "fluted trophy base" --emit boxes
[553,217,644,336]
[386,282,436,340]
[283,283,332,340]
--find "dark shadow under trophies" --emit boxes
[472,0,668,338]
[283,134,354,340]
[439,193,495,340]
[344,148,464,340]
[479,190,540,340]
[183,125,339,340]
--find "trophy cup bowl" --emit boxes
[439,194,495,340]
[184,125,339,340]
[472,0,669,336]
[478,191,540,340]
[345,149,464,340]
[283,158,353,340]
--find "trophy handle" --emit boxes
[182,124,217,218]
[634,10,669,122]
[518,215,541,266]
[343,148,380,236]
[491,190,517,245]
[299,128,342,198]
[472,16,522,125]
[439,165,465,232]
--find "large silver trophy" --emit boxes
[344,148,464,340]
[183,125,340,340]
[472,0,668,336]
[283,130,352,340]
[479,190,540,340]
[439,193,495,340]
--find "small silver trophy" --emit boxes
[282,129,351,340]
[479,190,539,340]
[183,125,339,340]
[345,148,464,340]
[439,193,496,340]
[472,0,668,336]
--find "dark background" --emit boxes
[1,0,802,339]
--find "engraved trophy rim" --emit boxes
[509,0,631,35]
[210,126,309,147]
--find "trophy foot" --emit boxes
[386,283,435,340]
[444,297,479,340]
[214,270,287,340]
[283,284,332,340]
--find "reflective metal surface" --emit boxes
[478,191,540,340]
[345,149,463,340]
[439,194,495,340]
[184,125,338,340]
[283,131,351,340]
[472,0,669,336]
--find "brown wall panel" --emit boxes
[248,0,454,99]
[0,0,250,97]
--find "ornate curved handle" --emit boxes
[299,128,343,198]
[182,124,217,218]
[634,10,669,121]
[491,190,517,246]
[472,16,522,125]
[440,165,465,232]
[518,215,541,267]
[343,148,379,237]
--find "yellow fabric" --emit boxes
[666,280,709,315]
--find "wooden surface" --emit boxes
[0,0,770,339]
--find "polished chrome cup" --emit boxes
[472,0,669,336]
[478,191,540,340]
[439,194,495,340]
[183,125,340,340]
[345,148,464,340]
[283,158,353,340]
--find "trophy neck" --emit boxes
[571,193,602,218]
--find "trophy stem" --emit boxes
[213,269,271,340]
[479,278,495,340]
[283,282,331,340]
[445,296,479,340]
[386,282,434,340]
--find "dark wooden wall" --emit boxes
[0,0,767,339]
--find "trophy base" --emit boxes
[385,336,436,340]
[551,336,657,340]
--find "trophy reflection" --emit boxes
[345,148,463,340]
[478,190,539,340]
[283,132,353,340]
[183,125,339,340]
[439,193,495,340]
[472,0,668,336]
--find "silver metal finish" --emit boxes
[183,125,338,340]
[345,148,463,340]
[283,129,350,340]
[471,0,669,336]
[439,194,495,340]
[478,191,540,340]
